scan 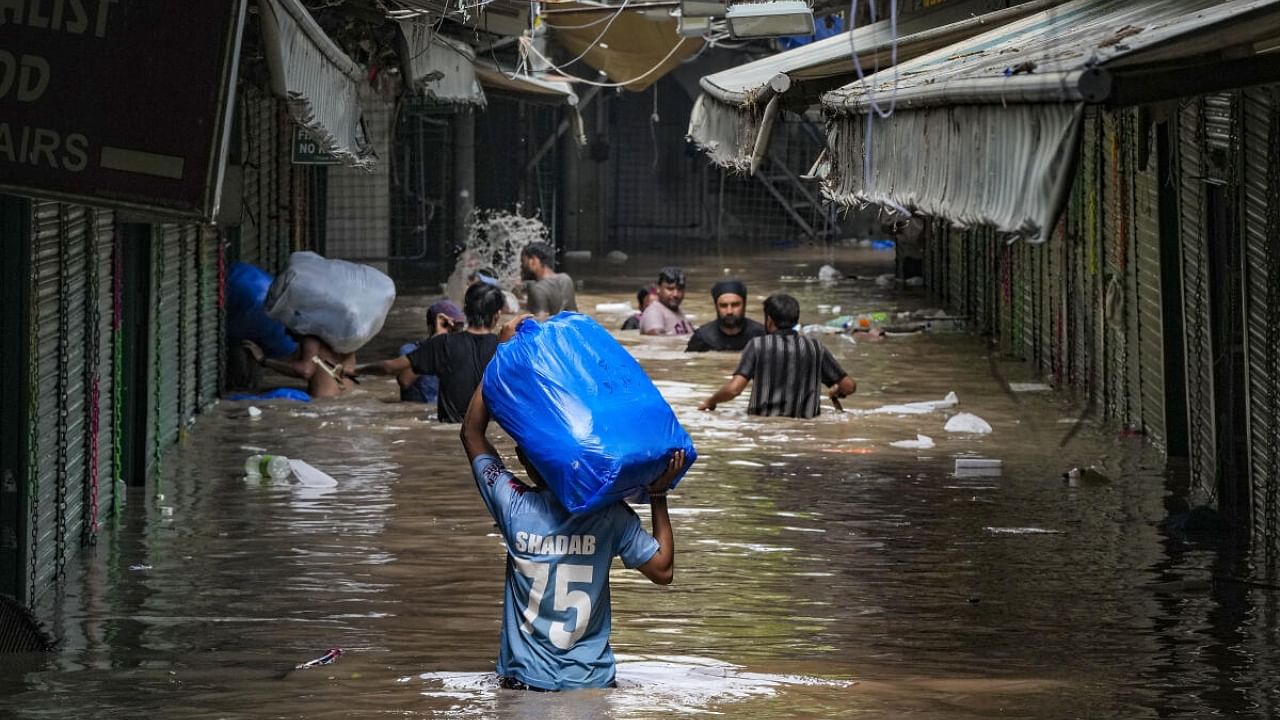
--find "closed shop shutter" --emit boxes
[197,227,222,408]
[151,225,184,469]
[1018,242,1034,361]
[1133,115,1166,450]
[1241,87,1280,555]
[1179,99,1218,502]
[1101,110,1127,422]
[948,227,966,316]
[240,88,262,267]
[90,209,117,528]
[25,202,96,602]
[177,226,199,423]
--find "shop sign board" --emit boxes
[0,0,248,219]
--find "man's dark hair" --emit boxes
[657,266,686,288]
[521,242,555,269]
[464,282,505,328]
[763,293,800,330]
[635,286,652,305]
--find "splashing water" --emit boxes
[445,209,552,303]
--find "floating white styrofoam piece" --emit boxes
[594,302,635,314]
[289,459,338,488]
[945,412,992,434]
[955,458,1002,477]
[890,434,935,449]
[870,391,959,415]
[248,406,262,419]
[817,264,841,282]
[1008,382,1053,392]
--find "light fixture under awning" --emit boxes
[687,0,1061,171]
[259,0,376,169]
[397,23,487,107]
[820,0,1280,241]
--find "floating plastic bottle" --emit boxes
[244,454,292,480]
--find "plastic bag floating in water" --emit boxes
[483,313,697,514]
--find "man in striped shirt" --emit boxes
[698,294,856,419]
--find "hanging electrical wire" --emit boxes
[520,34,692,89]
[527,0,632,71]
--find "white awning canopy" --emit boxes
[398,24,487,107]
[473,61,581,106]
[687,0,1062,171]
[821,0,1280,240]
[260,0,376,168]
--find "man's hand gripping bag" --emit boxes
[482,313,696,514]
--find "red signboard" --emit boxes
[0,0,247,219]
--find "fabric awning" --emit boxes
[474,61,581,106]
[687,0,1062,171]
[260,0,376,169]
[397,24,487,107]
[546,3,703,92]
[821,0,1280,240]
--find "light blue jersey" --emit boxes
[471,454,660,690]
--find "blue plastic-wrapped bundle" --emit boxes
[482,313,696,514]
[227,263,297,359]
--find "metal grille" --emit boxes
[389,99,456,289]
[1242,86,1280,565]
[153,225,184,456]
[325,82,395,265]
[197,227,222,407]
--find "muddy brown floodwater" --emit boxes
[3,247,1278,719]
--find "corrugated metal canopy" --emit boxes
[687,0,1063,171]
[398,24,487,106]
[260,0,377,168]
[821,0,1280,240]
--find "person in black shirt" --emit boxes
[699,293,856,419]
[686,280,766,352]
[354,284,522,423]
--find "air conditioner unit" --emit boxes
[725,1,814,38]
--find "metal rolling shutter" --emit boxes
[948,227,966,315]
[59,208,89,553]
[1101,110,1127,422]
[90,210,117,527]
[972,227,994,336]
[1241,87,1280,555]
[178,226,199,424]
[26,203,95,601]
[1133,115,1166,450]
[1017,242,1034,361]
[240,88,262,267]
[28,203,62,599]
[197,227,222,408]
[151,225,183,466]
[1179,99,1218,502]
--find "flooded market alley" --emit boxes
[2,247,1276,720]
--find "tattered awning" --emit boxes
[687,0,1061,172]
[397,23,487,106]
[474,60,581,106]
[821,0,1280,240]
[260,0,376,168]
[545,3,703,92]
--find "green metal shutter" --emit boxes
[151,225,184,470]
[1241,87,1280,556]
[178,226,199,424]
[197,227,222,408]
[948,227,966,315]
[1179,99,1218,503]
[1133,115,1166,450]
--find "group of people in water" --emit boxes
[241,244,858,691]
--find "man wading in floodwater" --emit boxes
[461,382,683,691]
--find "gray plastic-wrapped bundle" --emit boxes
[265,252,396,354]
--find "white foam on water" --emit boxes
[409,656,852,716]
[985,527,1064,535]
[726,460,765,467]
